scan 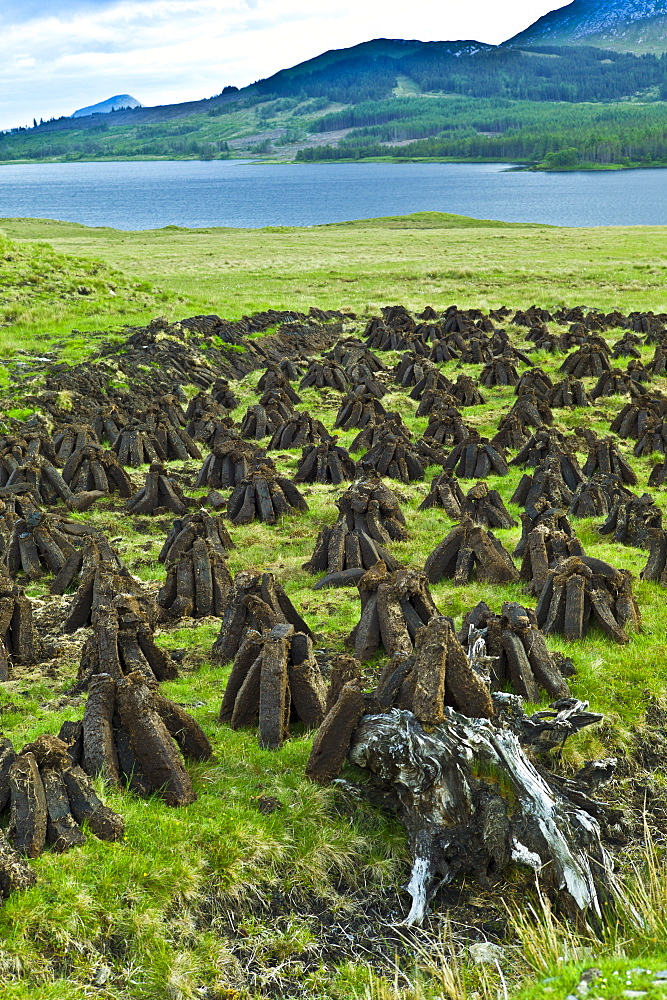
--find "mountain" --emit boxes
[71,95,143,118]
[505,0,667,54]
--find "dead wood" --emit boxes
[424,517,519,586]
[348,702,614,924]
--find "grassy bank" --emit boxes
[1,213,667,998]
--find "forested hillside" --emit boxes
[2,40,667,169]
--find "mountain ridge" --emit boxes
[71,95,143,118]
[506,0,667,53]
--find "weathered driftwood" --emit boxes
[418,469,465,515]
[444,434,509,479]
[346,563,440,662]
[195,438,263,490]
[424,516,519,586]
[560,344,611,378]
[347,702,615,924]
[582,437,637,484]
[220,623,326,748]
[568,473,634,519]
[359,435,426,483]
[267,412,333,450]
[591,369,647,400]
[126,463,190,516]
[515,368,553,399]
[158,537,233,619]
[535,555,640,644]
[159,511,234,564]
[548,377,592,408]
[226,467,308,525]
[598,493,662,548]
[212,571,312,664]
[304,476,406,582]
[334,391,387,430]
[458,600,570,700]
[299,360,349,392]
[68,671,211,805]
[294,441,357,485]
[62,447,132,502]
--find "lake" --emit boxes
[0,160,666,229]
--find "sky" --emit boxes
[1,0,571,129]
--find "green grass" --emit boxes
[2,212,667,997]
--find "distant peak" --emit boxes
[71,95,143,118]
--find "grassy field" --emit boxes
[1,213,667,999]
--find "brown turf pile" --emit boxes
[195,438,263,490]
[294,440,357,485]
[126,463,191,516]
[334,391,387,430]
[444,434,509,479]
[226,467,308,525]
[424,516,519,586]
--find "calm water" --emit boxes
[0,160,665,229]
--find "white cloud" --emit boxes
[0,1,570,128]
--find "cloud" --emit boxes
[0,1,570,128]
